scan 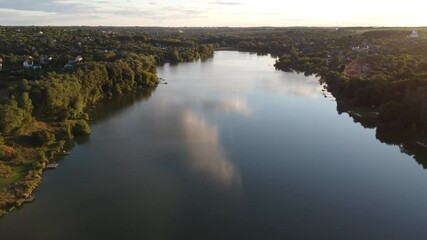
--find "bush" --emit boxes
[0,101,32,134]
[31,130,55,147]
[0,163,12,179]
[56,124,73,141]
[35,150,47,162]
[0,145,17,161]
[0,134,4,145]
[72,120,90,136]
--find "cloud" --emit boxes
[210,0,242,6]
[0,0,426,26]
[0,0,101,14]
[0,0,153,18]
[103,9,157,18]
[0,0,209,26]
[0,8,59,25]
[161,6,205,15]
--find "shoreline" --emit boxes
[0,53,214,217]
[0,88,155,217]
[3,42,427,217]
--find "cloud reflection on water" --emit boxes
[261,74,322,98]
[202,98,252,116]
[180,109,241,188]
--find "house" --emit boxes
[23,56,41,69]
[75,55,83,62]
[23,57,34,68]
[409,30,418,38]
[64,55,83,68]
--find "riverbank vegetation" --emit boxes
[270,28,427,167]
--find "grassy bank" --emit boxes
[0,119,93,216]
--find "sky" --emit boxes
[0,0,426,27]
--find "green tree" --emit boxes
[31,130,55,147]
[0,100,31,134]
[72,120,90,136]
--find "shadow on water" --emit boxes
[335,100,427,169]
[375,128,427,169]
[49,87,157,162]
[88,87,156,124]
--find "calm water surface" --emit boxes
[2,51,427,239]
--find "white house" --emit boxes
[409,30,418,38]
[75,55,83,62]
[64,55,83,68]
[23,59,33,68]
[23,56,41,69]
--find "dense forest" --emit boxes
[273,29,427,133]
[1,26,427,216]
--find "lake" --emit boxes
[1,51,427,239]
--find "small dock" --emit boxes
[58,151,70,155]
[24,196,35,203]
[46,163,59,170]
[348,111,363,118]
[416,141,427,148]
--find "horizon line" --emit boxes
[1,25,426,28]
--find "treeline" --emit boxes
[0,26,215,70]
[1,53,158,136]
[89,43,214,63]
[0,53,158,214]
[275,49,427,135]
[274,49,330,75]
[325,72,427,133]
[157,45,215,63]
